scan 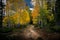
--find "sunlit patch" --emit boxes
[23,25,40,40]
[29,8,33,10]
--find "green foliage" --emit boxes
[46,25,60,33]
[53,26,60,31]
[38,1,55,27]
[0,27,13,33]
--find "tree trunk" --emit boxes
[55,0,60,26]
[0,0,3,28]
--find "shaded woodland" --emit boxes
[0,0,60,40]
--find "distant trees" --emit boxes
[3,0,56,28]
[3,0,30,27]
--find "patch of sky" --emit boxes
[24,0,34,8]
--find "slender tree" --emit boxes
[0,0,2,28]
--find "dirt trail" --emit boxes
[3,25,60,40]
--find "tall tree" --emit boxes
[55,0,60,26]
[0,0,2,28]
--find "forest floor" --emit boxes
[0,25,60,40]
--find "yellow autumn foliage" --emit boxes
[43,1,47,10]
[31,4,40,24]
[2,16,7,27]
[19,9,30,25]
[11,9,30,25]
[32,4,39,18]
[32,18,38,24]
[3,16,7,22]
[47,14,54,21]
[12,12,19,24]
[3,9,30,26]
[2,16,14,27]
[32,10,39,18]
